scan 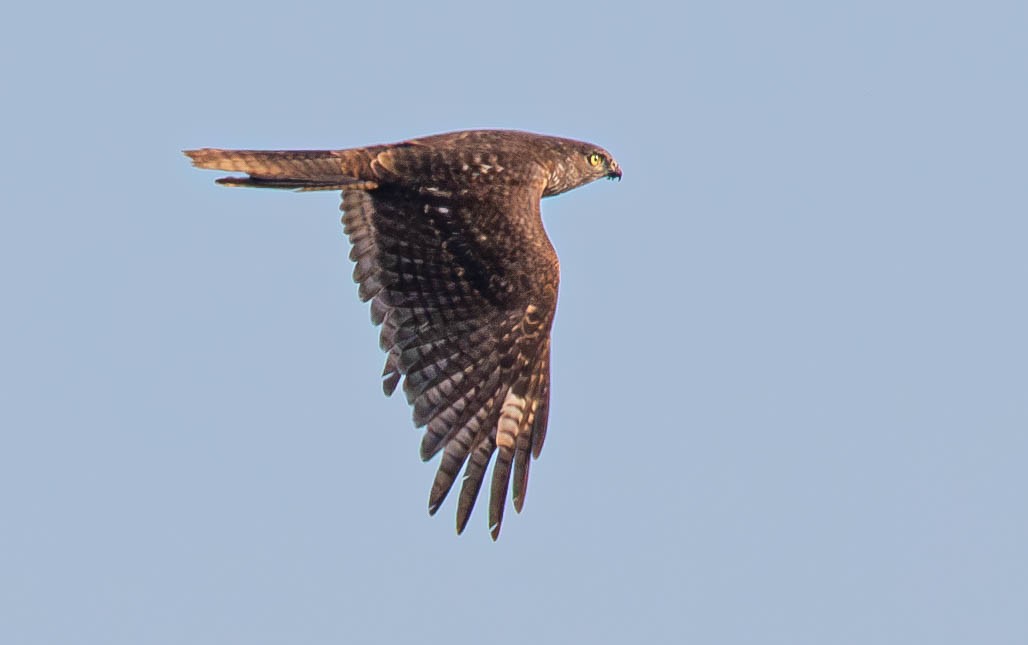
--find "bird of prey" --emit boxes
[185,129,621,539]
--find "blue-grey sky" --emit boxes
[3,1,1026,643]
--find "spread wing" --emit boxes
[341,167,558,539]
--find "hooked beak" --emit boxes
[608,163,622,181]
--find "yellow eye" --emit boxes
[588,153,603,167]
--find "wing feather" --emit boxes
[340,165,558,538]
[513,342,550,512]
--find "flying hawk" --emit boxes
[185,129,621,539]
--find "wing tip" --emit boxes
[382,369,401,396]
[456,513,471,535]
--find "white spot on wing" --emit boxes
[497,391,527,449]
[420,186,453,198]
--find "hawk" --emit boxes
[185,130,621,539]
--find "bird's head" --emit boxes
[543,140,622,196]
[589,149,622,182]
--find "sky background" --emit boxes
[3,1,1027,643]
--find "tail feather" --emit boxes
[214,175,376,191]
[184,148,377,192]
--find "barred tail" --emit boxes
[184,148,376,191]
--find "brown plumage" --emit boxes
[185,129,621,539]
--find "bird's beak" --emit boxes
[608,162,622,181]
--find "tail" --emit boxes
[184,148,376,191]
